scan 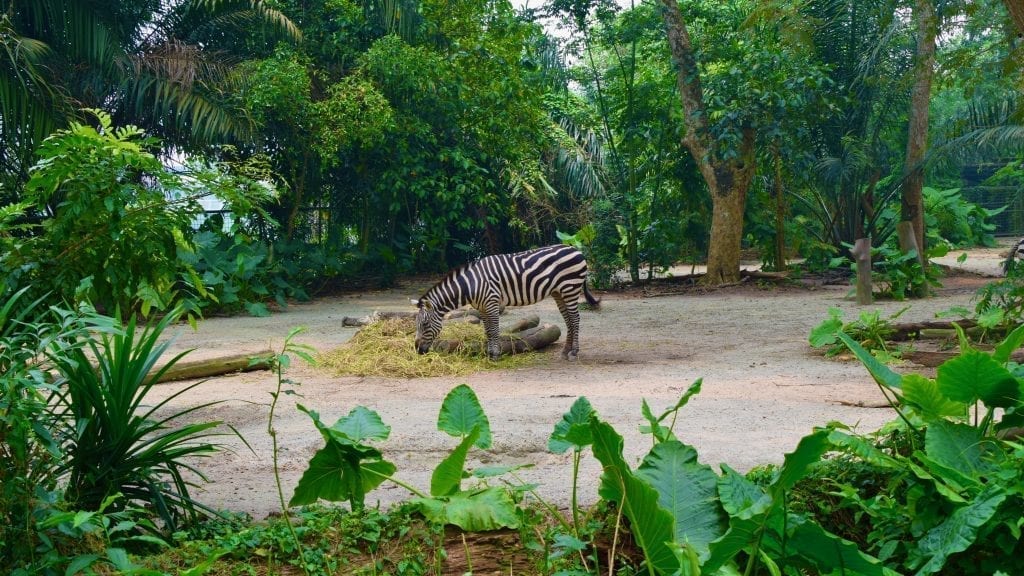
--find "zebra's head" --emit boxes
[412,297,443,354]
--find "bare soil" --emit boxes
[147,243,1010,520]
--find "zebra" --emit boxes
[412,244,601,361]
[1004,238,1024,275]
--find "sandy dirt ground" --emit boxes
[147,242,1011,520]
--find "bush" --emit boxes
[1,295,232,573]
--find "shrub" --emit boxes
[47,307,231,532]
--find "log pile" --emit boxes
[430,315,561,356]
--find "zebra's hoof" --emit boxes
[564,351,578,361]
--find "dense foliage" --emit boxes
[1,0,1023,573]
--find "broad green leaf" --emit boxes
[774,429,832,494]
[548,396,594,454]
[838,333,903,390]
[717,464,768,517]
[413,486,520,531]
[590,418,679,575]
[430,426,480,497]
[826,429,902,469]
[937,350,1020,408]
[331,406,391,443]
[437,384,491,449]
[244,301,271,317]
[289,442,395,508]
[783,516,893,576]
[924,420,992,481]
[809,308,844,348]
[637,440,727,561]
[994,323,1024,364]
[902,374,968,422]
[912,486,1008,575]
[65,554,100,576]
[704,510,774,574]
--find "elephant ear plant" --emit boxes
[47,306,239,534]
[291,383,521,531]
[829,326,1024,575]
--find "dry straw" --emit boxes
[319,317,544,378]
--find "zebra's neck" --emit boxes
[425,284,463,314]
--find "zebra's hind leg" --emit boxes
[552,292,580,360]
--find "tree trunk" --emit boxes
[852,238,873,305]
[659,0,757,285]
[772,145,787,272]
[1004,0,1024,36]
[705,170,752,283]
[901,0,936,257]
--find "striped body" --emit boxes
[1005,238,1024,275]
[414,244,600,360]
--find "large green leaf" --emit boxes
[774,429,832,495]
[330,405,391,443]
[993,323,1024,364]
[902,374,969,422]
[837,333,903,390]
[591,418,679,575]
[705,431,832,573]
[289,441,396,508]
[826,429,902,468]
[924,420,992,481]
[936,350,1020,408]
[716,464,768,517]
[782,516,894,576]
[548,396,594,453]
[808,307,844,348]
[437,384,491,449]
[413,486,520,531]
[430,426,480,497]
[911,485,1008,576]
[637,440,727,561]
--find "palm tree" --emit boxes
[0,0,300,194]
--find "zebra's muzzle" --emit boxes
[415,340,430,354]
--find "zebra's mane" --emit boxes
[419,258,479,302]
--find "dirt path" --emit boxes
[148,244,1008,519]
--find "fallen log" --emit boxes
[431,323,561,356]
[888,319,978,340]
[503,315,540,334]
[903,347,1024,368]
[154,349,273,383]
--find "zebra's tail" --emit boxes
[583,281,601,310]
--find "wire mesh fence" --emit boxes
[962,186,1024,238]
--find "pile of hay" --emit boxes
[319,317,544,378]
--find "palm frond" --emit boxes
[186,0,302,42]
[549,116,608,202]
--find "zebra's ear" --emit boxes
[410,298,420,307]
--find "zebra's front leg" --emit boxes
[480,301,503,361]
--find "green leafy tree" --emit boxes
[20,110,197,314]
[0,0,300,194]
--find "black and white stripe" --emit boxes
[1005,238,1024,275]
[413,244,600,360]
